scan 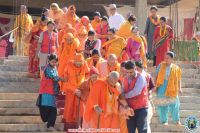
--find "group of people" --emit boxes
[13,3,183,133]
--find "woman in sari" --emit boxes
[49,3,64,29]
[96,16,109,45]
[28,16,48,78]
[155,51,182,125]
[126,27,147,69]
[59,5,79,28]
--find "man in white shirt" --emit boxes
[108,4,125,30]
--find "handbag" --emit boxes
[152,96,177,106]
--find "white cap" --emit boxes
[109,4,117,9]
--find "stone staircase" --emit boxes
[0,56,65,133]
[0,56,199,133]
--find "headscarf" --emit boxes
[77,26,87,35]
[74,53,84,62]
[65,5,79,27]
[89,66,99,76]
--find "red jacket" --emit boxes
[39,68,54,95]
[41,31,57,54]
[123,74,148,110]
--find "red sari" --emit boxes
[29,23,46,77]
[153,25,173,66]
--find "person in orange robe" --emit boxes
[91,12,101,30]
[75,16,93,32]
[62,54,90,128]
[59,5,79,28]
[84,71,134,132]
[58,23,72,47]
[57,33,81,77]
[76,26,88,51]
[96,54,120,79]
[86,49,105,69]
[49,3,64,29]
[74,67,99,128]
[101,28,126,60]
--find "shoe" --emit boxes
[47,127,57,132]
[163,122,168,126]
[177,121,181,126]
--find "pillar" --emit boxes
[135,0,148,33]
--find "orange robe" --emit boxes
[84,80,121,132]
[91,19,101,30]
[59,6,79,28]
[86,57,105,69]
[102,36,126,59]
[96,61,120,79]
[76,26,88,51]
[63,60,89,123]
[58,33,80,77]
[49,8,64,28]
[14,13,33,56]
[75,23,93,33]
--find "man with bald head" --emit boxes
[14,5,33,56]
[96,54,120,79]
[84,71,134,131]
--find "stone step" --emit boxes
[179,96,200,104]
[0,108,63,116]
[0,65,27,72]
[2,98,200,110]
[0,77,39,82]
[182,83,200,89]
[0,123,64,132]
[0,87,38,93]
[0,100,64,108]
[0,71,28,77]
[0,116,62,124]
[8,56,28,61]
[181,88,200,93]
[0,93,38,100]
[153,110,200,118]
[4,60,28,66]
[0,82,39,88]
[182,78,200,83]
[150,124,186,132]
[151,117,187,124]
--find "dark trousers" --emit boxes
[39,106,57,128]
[153,56,156,66]
[127,108,148,133]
